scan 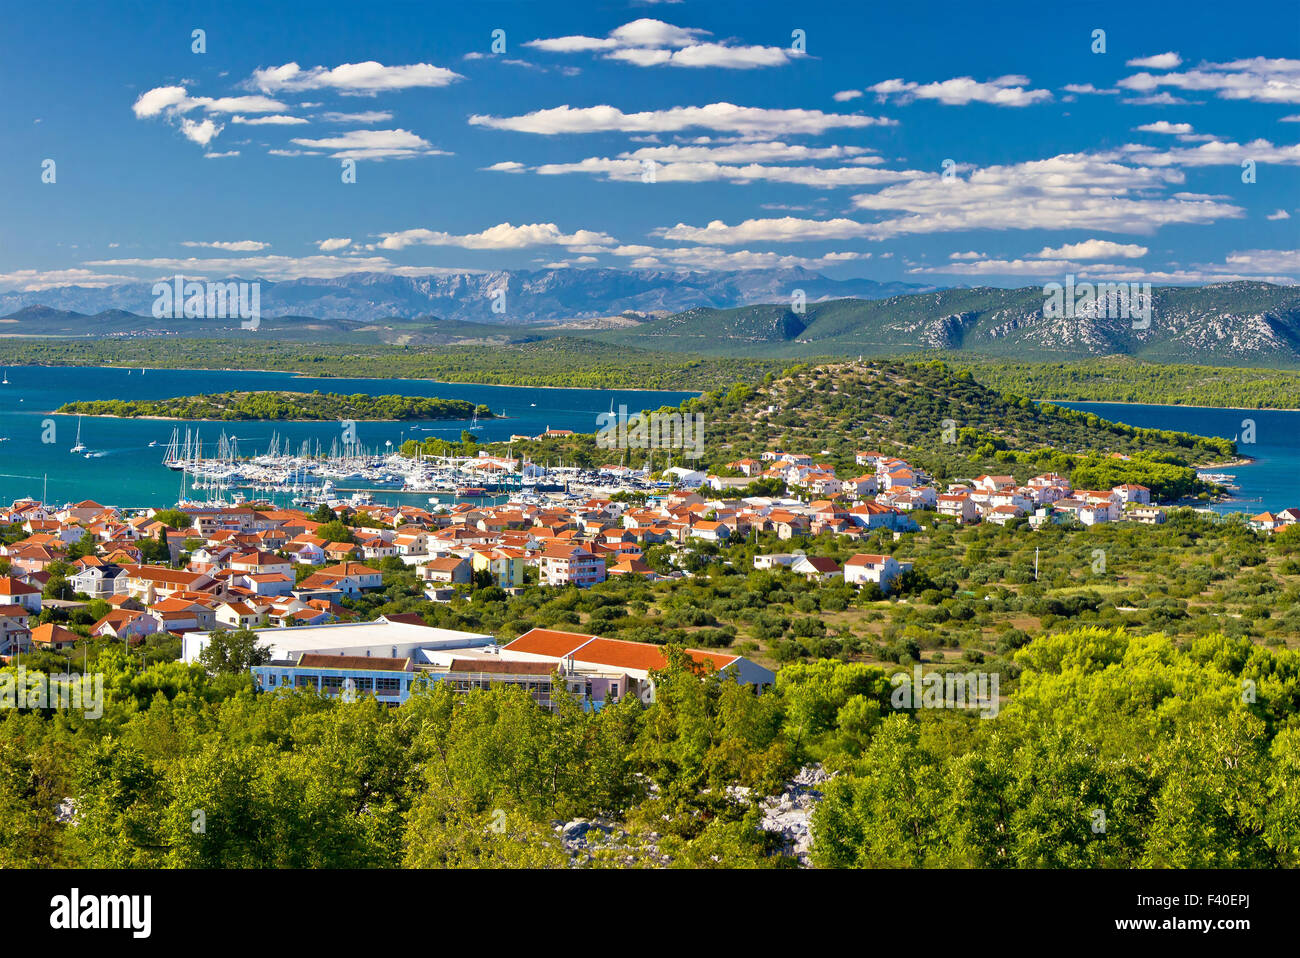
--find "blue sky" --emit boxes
[1,0,1298,292]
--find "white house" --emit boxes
[844,554,910,592]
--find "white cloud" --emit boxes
[906,248,1299,284]
[84,253,411,281]
[1267,209,1291,220]
[180,118,223,147]
[525,18,799,69]
[1106,138,1300,168]
[1062,83,1118,95]
[250,61,462,94]
[1134,121,1194,135]
[317,238,353,251]
[230,114,308,125]
[469,102,894,136]
[375,222,618,251]
[621,141,877,163]
[655,216,874,244]
[833,89,864,102]
[133,84,289,149]
[319,111,394,124]
[1033,240,1148,259]
[868,74,1052,107]
[132,86,287,117]
[1127,52,1183,70]
[1121,92,1192,106]
[0,268,139,291]
[521,155,913,188]
[848,153,1243,237]
[181,241,269,251]
[1120,57,1300,104]
[664,152,1242,244]
[288,129,449,160]
[608,18,705,47]
[606,244,868,271]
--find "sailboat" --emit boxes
[1,370,8,384]
[70,417,87,454]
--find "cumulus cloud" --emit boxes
[375,222,617,251]
[1126,52,1183,70]
[1033,240,1149,259]
[250,61,462,94]
[179,118,223,147]
[1134,121,1194,135]
[661,153,1244,244]
[1120,56,1300,104]
[469,102,894,136]
[132,86,287,117]
[1105,138,1300,168]
[525,18,799,69]
[868,74,1052,107]
[317,238,353,251]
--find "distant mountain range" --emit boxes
[4,277,1299,367]
[0,267,933,325]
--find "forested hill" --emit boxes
[594,282,1300,367]
[56,391,493,421]
[487,360,1236,500]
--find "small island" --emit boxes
[55,390,496,422]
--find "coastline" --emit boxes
[1040,397,1300,413]
[49,411,498,423]
[8,362,703,396]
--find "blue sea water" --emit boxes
[0,367,1292,513]
[0,365,695,507]
[1054,401,1300,514]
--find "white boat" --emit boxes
[1,370,8,384]
[70,417,87,454]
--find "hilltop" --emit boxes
[480,360,1235,499]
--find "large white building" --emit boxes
[182,616,495,666]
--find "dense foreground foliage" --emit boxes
[1,625,1296,868]
[57,391,491,422]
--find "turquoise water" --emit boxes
[1055,401,1300,514]
[0,365,695,507]
[0,368,1292,513]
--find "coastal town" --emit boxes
[4,441,1297,697]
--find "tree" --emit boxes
[197,629,270,676]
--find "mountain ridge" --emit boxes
[0,267,935,325]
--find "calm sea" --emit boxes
[0,368,1292,513]
[0,365,695,507]
[1054,401,1300,514]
